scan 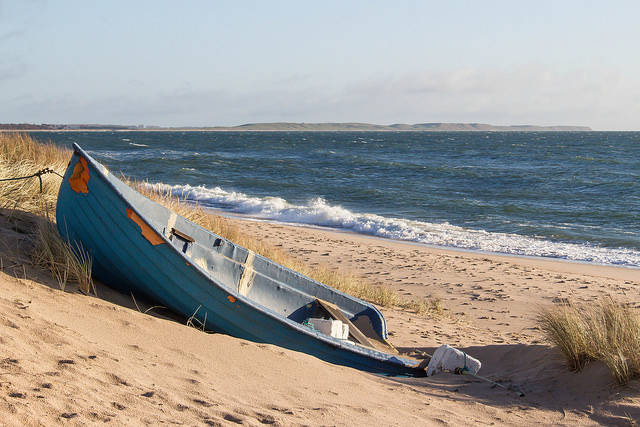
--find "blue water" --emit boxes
[34,131,640,267]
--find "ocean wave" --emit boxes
[129,142,150,147]
[146,182,640,267]
[90,148,191,161]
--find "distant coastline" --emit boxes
[0,122,592,132]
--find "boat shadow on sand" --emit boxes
[2,209,639,425]
[394,343,640,425]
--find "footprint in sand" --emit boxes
[193,398,216,407]
[106,373,130,386]
[255,413,278,424]
[271,406,294,415]
[60,413,78,419]
[223,413,246,424]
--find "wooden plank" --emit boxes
[171,227,195,242]
[315,299,377,348]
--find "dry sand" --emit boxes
[1,211,639,425]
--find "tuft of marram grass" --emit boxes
[0,133,94,293]
[32,217,95,294]
[538,297,640,384]
[0,132,70,215]
[399,297,445,318]
[538,304,590,372]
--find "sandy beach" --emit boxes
[1,211,639,425]
[4,0,640,423]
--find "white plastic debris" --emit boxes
[309,318,349,339]
[426,344,481,376]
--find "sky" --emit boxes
[1,0,639,130]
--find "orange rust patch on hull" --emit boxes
[69,157,90,193]
[227,295,236,303]
[126,208,165,246]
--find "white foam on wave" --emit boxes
[147,182,640,267]
[129,142,150,147]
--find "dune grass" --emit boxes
[0,132,70,214]
[1,132,443,317]
[32,217,95,294]
[538,297,640,384]
[0,133,94,293]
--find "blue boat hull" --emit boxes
[56,144,426,376]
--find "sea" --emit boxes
[32,131,640,268]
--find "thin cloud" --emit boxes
[3,65,640,130]
[332,65,640,128]
[0,30,24,43]
[0,62,27,82]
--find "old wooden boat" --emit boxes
[56,143,427,376]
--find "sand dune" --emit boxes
[1,211,639,425]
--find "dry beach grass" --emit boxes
[0,133,92,292]
[0,132,69,213]
[539,297,640,384]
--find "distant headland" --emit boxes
[223,122,593,132]
[0,122,592,132]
